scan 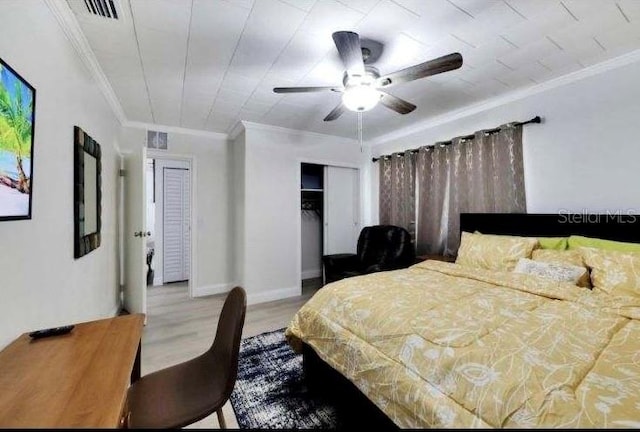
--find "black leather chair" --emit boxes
[322,225,415,284]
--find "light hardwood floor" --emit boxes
[143,279,321,429]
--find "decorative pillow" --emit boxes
[537,237,568,250]
[514,258,587,285]
[531,249,591,288]
[568,235,640,253]
[456,232,539,271]
[580,247,640,298]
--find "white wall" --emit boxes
[0,1,122,348]
[119,128,233,295]
[119,122,374,305]
[231,131,246,289]
[370,55,640,221]
[235,123,370,303]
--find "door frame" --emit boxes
[296,158,362,294]
[120,146,148,317]
[154,159,190,285]
[147,150,197,298]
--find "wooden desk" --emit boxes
[0,314,144,428]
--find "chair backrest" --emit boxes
[357,225,415,269]
[206,286,247,401]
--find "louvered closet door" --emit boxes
[163,167,190,283]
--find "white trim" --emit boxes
[372,48,640,147]
[295,157,361,170]
[110,305,120,317]
[229,121,245,140]
[146,152,198,300]
[239,121,359,143]
[247,286,299,305]
[39,1,640,151]
[45,0,127,125]
[125,121,228,140]
[113,140,123,157]
[45,0,231,141]
[193,283,235,297]
[296,159,363,293]
[302,269,322,280]
[155,159,190,285]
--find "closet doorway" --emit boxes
[145,156,193,292]
[300,163,360,290]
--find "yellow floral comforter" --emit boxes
[286,261,640,428]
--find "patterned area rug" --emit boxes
[229,328,341,429]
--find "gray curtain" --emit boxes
[487,124,526,212]
[444,124,526,254]
[415,145,449,254]
[379,151,416,239]
[380,124,526,256]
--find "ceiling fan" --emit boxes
[273,31,463,122]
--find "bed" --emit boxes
[286,213,640,428]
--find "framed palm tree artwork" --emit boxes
[0,57,35,221]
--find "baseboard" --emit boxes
[110,305,121,317]
[153,275,162,286]
[302,269,321,280]
[247,286,300,305]
[193,284,301,304]
[193,282,236,297]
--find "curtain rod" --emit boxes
[371,116,542,163]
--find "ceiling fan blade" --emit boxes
[379,92,416,115]
[376,52,463,88]
[323,103,345,122]
[332,31,365,77]
[273,86,341,94]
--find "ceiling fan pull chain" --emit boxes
[358,112,363,153]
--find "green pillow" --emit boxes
[537,237,568,250]
[568,235,640,253]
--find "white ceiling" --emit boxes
[68,0,640,139]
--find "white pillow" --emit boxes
[513,258,587,285]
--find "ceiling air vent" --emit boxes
[80,0,120,19]
[147,131,168,150]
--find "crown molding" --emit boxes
[238,120,359,143]
[45,0,230,142]
[124,121,229,140]
[48,0,640,150]
[229,120,245,140]
[371,48,640,147]
[45,0,127,125]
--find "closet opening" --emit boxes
[300,162,360,293]
[301,163,324,294]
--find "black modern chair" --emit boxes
[126,286,247,429]
[322,225,415,284]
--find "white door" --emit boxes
[163,167,190,283]
[324,166,360,255]
[123,146,147,315]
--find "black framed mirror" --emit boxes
[74,126,101,259]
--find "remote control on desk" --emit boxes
[28,325,75,339]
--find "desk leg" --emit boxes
[131,342,141,383]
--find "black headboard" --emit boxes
[460,213,640,244]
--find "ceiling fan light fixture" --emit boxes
[342,85,380,112]
[272,31,462,121]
